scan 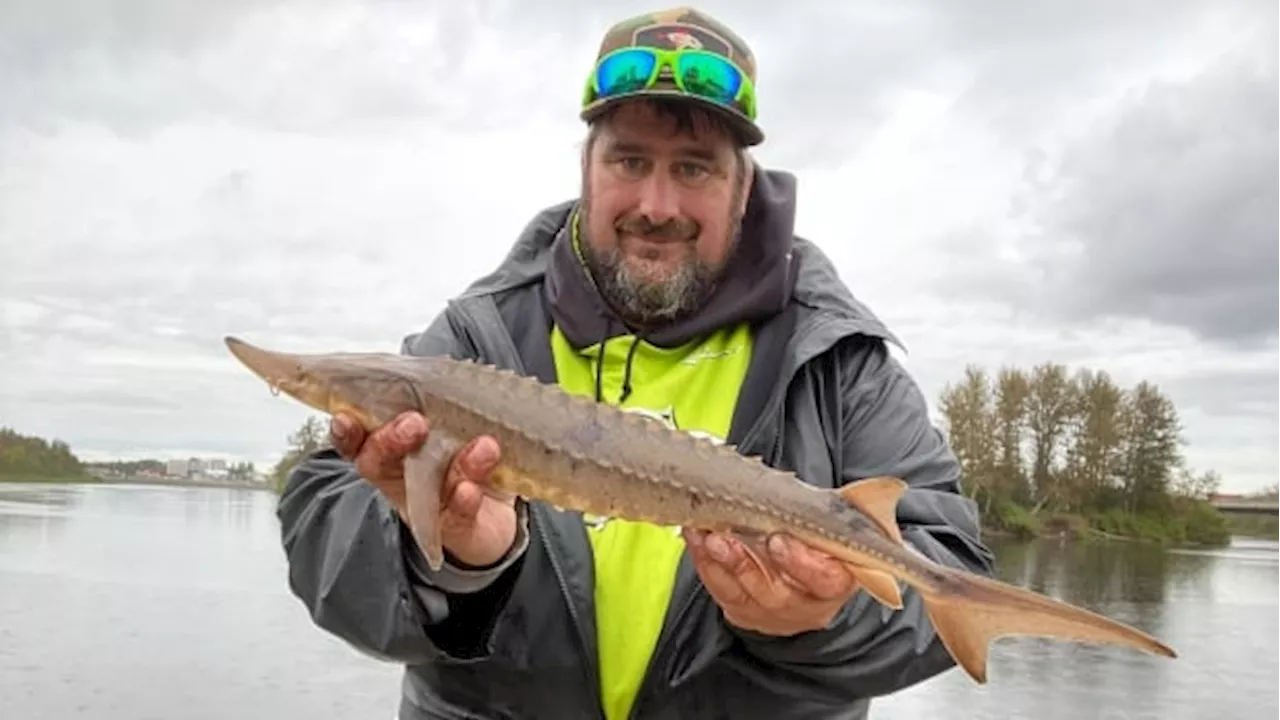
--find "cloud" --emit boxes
[0,0,1274,494]
[954,45,1277,347]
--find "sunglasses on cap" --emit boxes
[582,46,758,121]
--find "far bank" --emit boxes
[980,499,1276,547]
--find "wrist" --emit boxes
[441,498,527,570]
[404,499,530,595]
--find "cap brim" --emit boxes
[580,89,764,146]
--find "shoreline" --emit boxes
[4,475,1272,542]
[980,507,1276,546]
[0,475,271,492]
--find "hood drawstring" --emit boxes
[592,328,643,405]
[618,335,641,403]
[594,335,608,402]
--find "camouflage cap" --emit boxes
[580,6,764,146]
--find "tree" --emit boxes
[933,360,1225,541]
[0,427,89,480]
[992,367,1032,505]
[271,416,328,492]
[1062,369,1127,512]
[938,365,999,513]
[1171,468,1221,501]
[1024,363,1074,511]
[1117,381,1183,514]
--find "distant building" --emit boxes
[158,456,265,484]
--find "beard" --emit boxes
[579,202,739,328]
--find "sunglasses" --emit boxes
[582,46,757,121]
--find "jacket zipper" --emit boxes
[450,295,839,716]
[628,313,832,717]
[447,301,606,718]
[628,374,788,718]
[535,507,606,720]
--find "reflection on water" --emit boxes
[0,483,1276,720]
[873,534,1278,720]
[0,483,402,720]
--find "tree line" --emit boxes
[84,458,260,481]
[0,426,89,480]
[88,459,168,476]
[937,362,1230,544]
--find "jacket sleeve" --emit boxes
[275,309,531,664]
[730,336,996,702]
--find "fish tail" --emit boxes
[919,565,1178,683]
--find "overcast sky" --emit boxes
[0,0,1275,494]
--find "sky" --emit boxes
[0,0,1275,494]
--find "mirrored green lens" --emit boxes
[674,54,742,104]
[596,49,658,97]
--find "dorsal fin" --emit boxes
[835,476,908,544]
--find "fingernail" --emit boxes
[463,440,498,475]
[330,416,349,441]
[705,534,730,563]
[394,414,423,443]
[768,535,788,560]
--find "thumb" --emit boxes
[374,413,429,458]
[442,436,501,518]
[357,413,428,481]
[329,413,365,459]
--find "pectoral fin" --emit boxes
[404,429,463,572]
[846,564,904,609]
[733,530,780,593]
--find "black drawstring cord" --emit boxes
[618,335,641,403]
[592,329,643,404]
[594,334,609,402]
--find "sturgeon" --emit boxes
[224,336,1177,684]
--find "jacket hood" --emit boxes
[447,163,900,356]
[544,163,801,349]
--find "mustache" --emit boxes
[616,215,700,241]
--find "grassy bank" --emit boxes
[981,499,1235,548]
[1224,514,1279,541]
[0,473,100,485]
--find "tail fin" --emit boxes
[921,567,1178,683]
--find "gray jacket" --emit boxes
[277,168,994,719]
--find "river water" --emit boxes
[1,482,1275,720]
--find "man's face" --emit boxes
[580,100,752,327]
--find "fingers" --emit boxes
[682,529,863,636]
[354,413,429,482]
[685,530,851,603]
[328,413,365,458]
[766,535,856,602]
[684,530,752,606]
[441,435,503,520]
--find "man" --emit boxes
[277,7,994,719]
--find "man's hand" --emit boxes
[330,411,518,568]
[683,529,859,636]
